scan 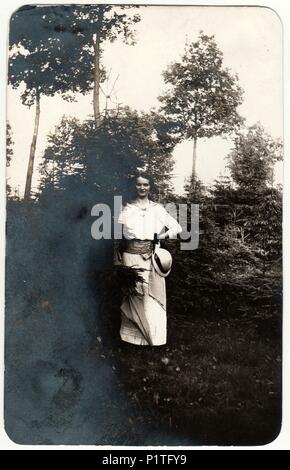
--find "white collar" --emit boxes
[127,200,157,209]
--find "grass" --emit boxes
[5,201,282,445]
[99,311,282,445]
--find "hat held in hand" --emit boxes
[152,245,172,277]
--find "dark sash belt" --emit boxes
[123,239,154,255]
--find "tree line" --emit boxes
[6,5,282,384]
[8,4,276,203]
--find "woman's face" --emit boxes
[135,176,150,198]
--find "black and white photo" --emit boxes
[5,3,283,446]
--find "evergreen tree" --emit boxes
[227,123,282,265]
[228,123,282,195]
[38,108,175,203]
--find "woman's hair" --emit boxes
[134,170,154,187]
[123,170,156,204]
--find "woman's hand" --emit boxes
[158,231,169,240]
[113,244,123,266]
[159,224,182,240]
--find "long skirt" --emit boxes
[120,252,167,346]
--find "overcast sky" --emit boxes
[7,5,283,196]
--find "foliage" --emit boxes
[159,32,244,141]
[165,124,282,319]
[6,199,281,445]
[9,4,140,106]
[95,265,147,307]
[228,123,283,194]
[6,12,283,444]
[38,108,175,201]
[9,9,97,106]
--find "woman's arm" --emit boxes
[158,226,182,240]
[113,240,123,265]
[157,205,182,240]
[114,205,126,264]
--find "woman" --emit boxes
[114,173,182,346]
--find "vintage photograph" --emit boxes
[5,4,283,445]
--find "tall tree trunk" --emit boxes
[24,91,40,200]
[93,32,101,128]
[192,136,197,179]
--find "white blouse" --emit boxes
[117,201,182,240]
